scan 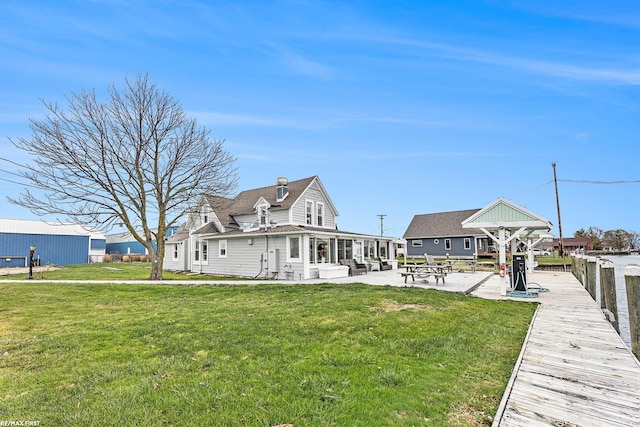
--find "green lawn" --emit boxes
[0,262,246,281]
[0,282,536,426]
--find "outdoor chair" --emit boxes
[340,258,367,276]
[376,257,392,271]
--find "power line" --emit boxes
[0,176,29,186]
[0,156,28,168]
[508,180,554,200]
[558,179,640,184]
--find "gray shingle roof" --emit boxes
[203,176,317,229]
[403,209,481,239]
[165,223,190,242]
[229,176,316,214]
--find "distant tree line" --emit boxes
[574,226,640,252]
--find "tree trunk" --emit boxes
[149,231,166,280]
[150,252,163,280]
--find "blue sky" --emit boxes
[1,0,639,238]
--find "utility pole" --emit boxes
[377,214,386,237]
[552,162,566,271]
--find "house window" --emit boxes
[316,240,328,263]
[219,240,227,258]
[288,236,300,260]
[195,241,200,261]
[173,244,178,259]
[445,239,452,251]
[364,240,375,258]
[317,203,324,227]
[464,238,471,250]
[337,239,353,261]
[202,242,208,261]
[277,185,288,201]
[258,206,268,226]
[412,240,423,247]
[203,215,208,223]
[306,201,313,225]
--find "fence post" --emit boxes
[585,257,597,301]
[600,262,619,333]
[624,265,640,359]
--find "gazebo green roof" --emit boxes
[461,197,552,231]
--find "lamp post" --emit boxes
[27,245,36,280]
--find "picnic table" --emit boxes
[399,263,448,284]
[445,258,477,273]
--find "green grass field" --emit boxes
[0,262,246,281]
[0,281,536,426]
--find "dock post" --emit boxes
[572,254,579,281]
[598,258,606,309]
[585,256,597,301]
[624,265,640,359]
[578,255,586,286]
[571,255,576,277]
[600,262,619,333]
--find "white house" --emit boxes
[164,176,397,279]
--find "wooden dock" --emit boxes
[474,271,640,426]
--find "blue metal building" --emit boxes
[105,226,179,255]
[0,219,106,267]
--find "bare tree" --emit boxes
[574,226,604,250]
[10,74,237,279]
[628,230,640,251]
[603,229,631,252]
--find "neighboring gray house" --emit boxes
[164,176,397,279]
[403,209,492,258]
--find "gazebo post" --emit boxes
[498,227,508,296]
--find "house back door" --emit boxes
[354,241,363,263]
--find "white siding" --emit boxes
[194,235,307,279]
[291,182,336,229]
[164,241,189,271]
[268,209,291,227]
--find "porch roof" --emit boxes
[193,224,395,241]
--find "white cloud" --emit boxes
[265,42,333,78]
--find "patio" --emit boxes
[300,267,494,294]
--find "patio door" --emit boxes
[354,241,363,263]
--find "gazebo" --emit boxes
[461,197,552,296]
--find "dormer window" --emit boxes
[276,177,289,202]
[259,207,268,226]
[253,197,271,229]
[277,186,288,201]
